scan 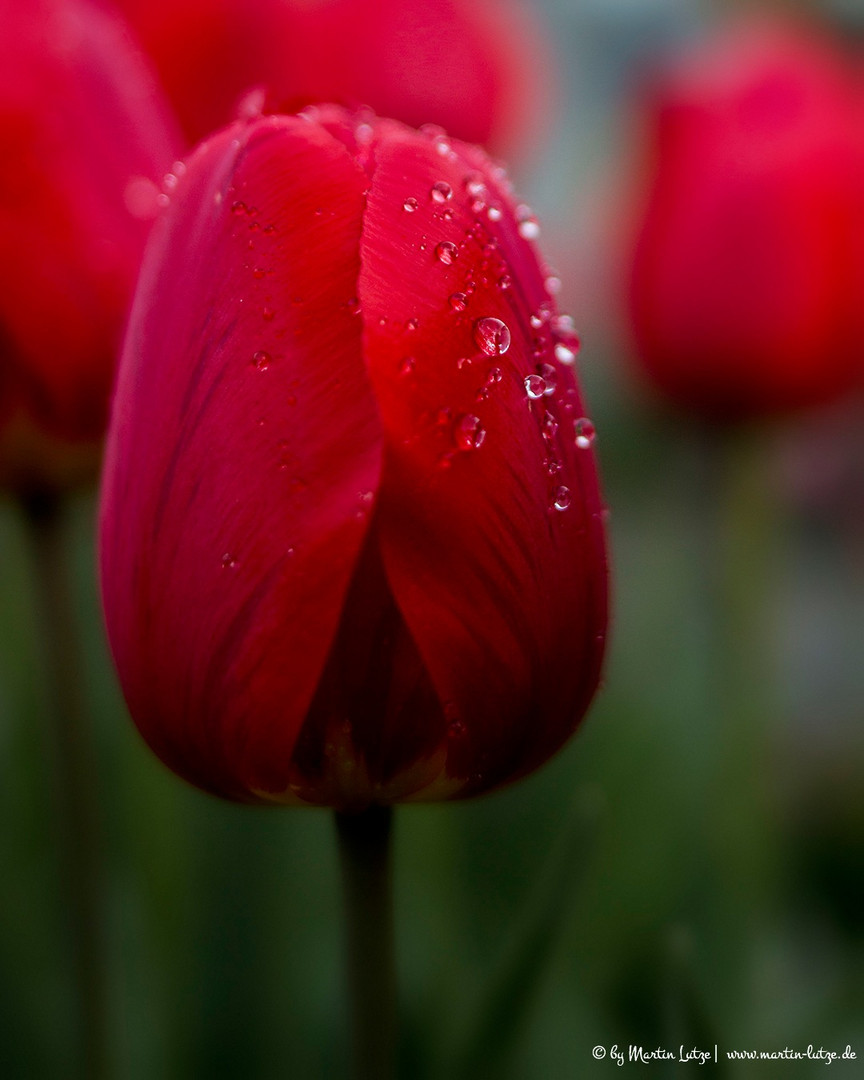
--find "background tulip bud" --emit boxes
[626,18,864,422]
[111,0,553,161]
[99,106,608,809]
[0,0,181,490]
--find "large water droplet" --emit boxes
[473,317,511,356]
[435,241,458,265]
[574,417,596,449]
[454,414,486,451]
[487,206,503,222]
[430,181,453,203]
[524,374,546,399]
[537,362,557,396]
[517,204,540,239]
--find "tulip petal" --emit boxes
[100,117,381,801]
[357,122,608,795]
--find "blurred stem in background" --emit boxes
[697,425,783,1009]
[336,805,396,1080]
[20,489,109,1080]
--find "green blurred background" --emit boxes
[1,0,863,1076]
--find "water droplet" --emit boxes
[405,317,419,332]
[554,342,578,365]
[252,266,266,279]
[574,417,596,449]
[516,205,540,239]
[262,307,275,321]
[487,206,503,222]
[163,172,179,192]
[403,196,419,213]
[553,486,571,511]
[430,181,453,203]
[231,200,247,216]
[545,274,562,295]
[552,316,581,364]
[497,274,512,291]
[420,123,447,140]
[488,367,502,384]
[221,552,238,569]
[346,297,361,315]
[537,363,557,395]
[525,374,546,399]
[449,292,467,312]
[456,357,472,370]
[473,317,511,356]
[454,414,486,452]
[435,138,451,156]
[543,411,559,437]
[465,175,486,196]
[156,193,170,208]
[399,356,416,376]
[252,350,272,370]
[448,718,466,738]
[435,241,458,265]
[546,458,561,476]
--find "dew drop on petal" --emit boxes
[430,181,453,203]
[574,417,596,449]
[497,274,512,291]
[435,241,458,265]
[399,356,416,376]
[554,342,578,365]
[403,196,419,213]
[537,362,557,395]
[516,205,540,239]
[454,414,486,451]
[525,374,546,399]
[449,292,467,312]
[231,200,247,216]
[487,206,502,222]
[252,350,271,370]
[553,486,571,511]
[545,274,562,295]
[221,552,238,569]
[473,317,511,356]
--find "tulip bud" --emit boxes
[627,18,864,422]
[99,107,608,808]
[0,0,181,490]
[112,0,553,161]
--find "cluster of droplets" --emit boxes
[393,126,597,497]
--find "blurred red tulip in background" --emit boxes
[627,18,864,422]
[99,106,607,809]
[111,0,554,161]
[0,0,181,490]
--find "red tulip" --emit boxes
[99,106,608,808]
[627,18,864,422]
[0,0,181,488]
[111,0,553,160]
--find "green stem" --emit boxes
[335,805,396,1080]
[21,489,109,1080]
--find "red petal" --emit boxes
[358,121,608,796]
[0,0,180,442]
[100,117,381,801]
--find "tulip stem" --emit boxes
[335,805,397,1080]
[20,488,109,1080]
